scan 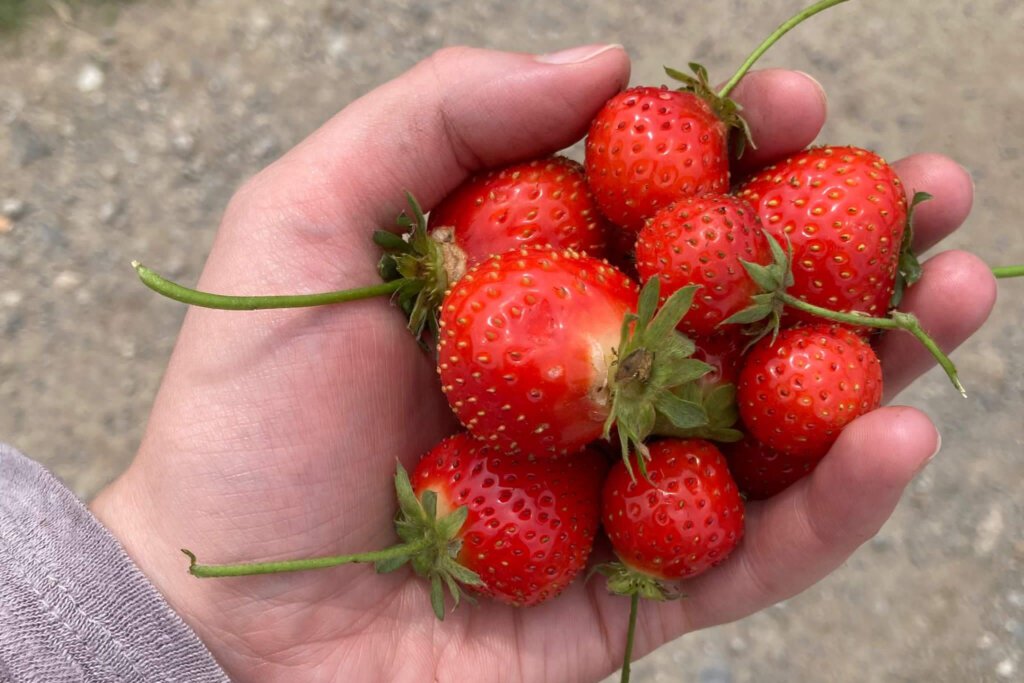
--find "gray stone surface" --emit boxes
[1,1,1021,681]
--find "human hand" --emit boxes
[91,45,995,682]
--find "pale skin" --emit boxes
[90,45,997,681]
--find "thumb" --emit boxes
[204,45,630,293]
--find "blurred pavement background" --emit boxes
[1,0,1022,680]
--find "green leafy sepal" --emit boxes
[603,278,712,479]
[374,192,468,344]
[890,191,932,309]
[384,463,484,620]
[665,62,755,159]
[594,562,682,602]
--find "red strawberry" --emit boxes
[428,156,610,265]
[601,438,744,581]
[437,246,716,467]
[737,146,908,321]
[584,86,730,234]
[724,433,816,500]
[438,247,637,457]
[635,195,770,338]
[412,432,607,607]
[737,324,883,459]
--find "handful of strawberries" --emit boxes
[135,0,1009,679]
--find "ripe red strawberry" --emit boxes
[412,432,607,607]
[724,433,816,500]
[602,438,744,581]
[737,324,883,459]
[438,246,638,457]
[427,155,610,265]
[737,146,908,321]
[635,195,770,338]
[584,86,730,234]
[437,246,717,466]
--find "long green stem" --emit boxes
[778,291,965,397]
[993,265,1024,279]
[133,261,404,310]
[718,0,851,98]
[183,538,430,578]
[620,593,641,683]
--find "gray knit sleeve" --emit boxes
[0,443,230,683]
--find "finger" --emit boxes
[727,69,828,175]
[891,153,974,251]
[641,406,938,638]
[877,250,997,401]
[208,45,630,292]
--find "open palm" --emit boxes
[91,46,995,682]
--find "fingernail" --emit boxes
[536,43,623,65]
[794,70,828,108]
[916,431,942,474]
[958,162,977,196]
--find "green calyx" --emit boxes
[654,381,744,444]
[665,1,852,160]
[183,463,482,621]
[890,191,932,308]
[720,231,794,348]
[603,278,713,479]
[665,63,755,159]
[375,192,468,344]
[595,562,681,602]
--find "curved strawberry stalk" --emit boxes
[667,0,851,156]
[133,193,465,342]
[724,233,966,396]
[183,463,483,621]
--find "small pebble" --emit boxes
[1,198,27,219]
[76,63,105,93]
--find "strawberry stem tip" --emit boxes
[182,463,483,621]
[133,262,404,310]
[717,0,852,99]
[993,265,1024,279]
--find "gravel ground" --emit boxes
[2,1,1022,681]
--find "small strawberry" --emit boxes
[427,156,610,265]
[185,432,606,617]
[584,84,731,233]
[412,432,607,607]
[599,438,744,588]
[635,194,770,339]
[724,433,816,500]
[736,146,908,322]
[437,246,715,471]
[736,324,883,459]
